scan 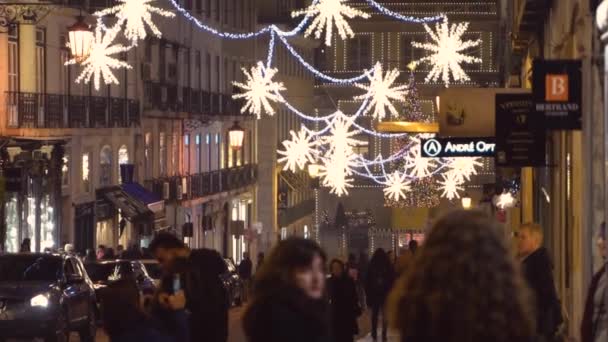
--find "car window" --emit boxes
[0,255,62,281]
[84,263,116,282]
[131,262,145,278]
[70,258,85,277]
[64,258,77,276]
[143,263,162,279]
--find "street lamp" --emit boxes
[461,193,472,209]
[228,121,245,150]
[308,163,320,178]
[67,15,93,62]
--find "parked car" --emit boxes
[222,258,244,307]
[140,259,162,283]
[84,260,157,305]
[0,253,97,342]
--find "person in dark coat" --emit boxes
[581,222,607,342]
[365,248,395,342]
[100,278,189,342]
[517,223,563,341]
[149,233,229,342]
[243,238,330,342]
[239,252,253,302]
[328,259,361,342]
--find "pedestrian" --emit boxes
[390,210,535,342]
[346,253,359,282]
[328,259,361,342]
[395,240,418,277]
[149,232,228,342]
[84,249,96,263]
[100,278,189,342]
[116,244,125,258]
[364,248,395,342]
[97,245,106,260]
[238,252,253,302]
[123,243,143,259]
[64,243,75,256]
[243,238,330,342]
[104,247,116,260]
[20,238,31,252]
[581,222,607,342]
[517,222,563,341]
[256,252,265,271]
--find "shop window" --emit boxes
[118,145,129,183]
[100,145,112,186]
[82,152,90,193]
[62,153,69,187]
[346,36,371,71]
[160,132,166,176]
[4,195,18,252]
[145,133,152,179]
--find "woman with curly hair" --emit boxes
[389,210,535,342]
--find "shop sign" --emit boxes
[420,137,496,158]
[533,59,582,129]
[495,93,546,167]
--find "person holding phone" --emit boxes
[149,233,229,342]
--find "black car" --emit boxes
[84,260,157,304]
[222,258,244,306]
[0,253,97,342]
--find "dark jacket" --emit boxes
[243,287,331,342]
[238,257,253,279]
[158,249,228,342]
[365,261,395,307]
[521,247,562,338]
[109,311,189,342]
[328,275,360,340]
[581,263,607,342]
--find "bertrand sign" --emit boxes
[420,137,496,158]
[532,59,582,129]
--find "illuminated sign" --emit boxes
[420,137,496,158]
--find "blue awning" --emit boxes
[121,183,162,206]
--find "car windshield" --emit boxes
[0,255,62,282]
[84,263,117,282]
[143,262,161,279]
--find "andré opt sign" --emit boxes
[420,137,496,158]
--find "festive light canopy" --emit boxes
[278,127,318,173]
[292,0,370,46]
[233,62,286,118]
[354,62,409,122]
[438,172,465,201]
[411,18,482,87]
[383,171,411,201]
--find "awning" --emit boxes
[97,187,153,222]
[121,183,164,213]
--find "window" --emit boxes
[184,134,190,173]
[99,146,112,186]
[195,134,201,173]
[195,50,201,89]
[59,35,69,95]
[36,28,46,95]
[8,27,18,127]
[195,0,202,13]
[232,0,237,28]
[215,56,221,92]
[159,132,166,176]
[215,0,220,21]
[352,136,369,159]
[218,133,224,169]
[223,0,229,25]
[62,152,70,187]
[82,152,90,193]
[206,0,211,18]
[145,133,152,179]
[205,53,211,91]
[346,36,371,70]
[118,145,129,183]
[206,134,211,171]
[227,133,233,168]
[172,133,179,175]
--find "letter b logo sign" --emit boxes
[545,74,568,101]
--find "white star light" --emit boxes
[95,0,175,44]
[66,27,132,91]
[446,157,482,182]
[318,112,360,197]
[292,0,370,46]
[495,192,516,209]
[233,62,286,118]
[383,171,411,201]
[354,62,409,121]
[405,134,437,178]
[277,127,318,173]
[411,18,482,86]
[438,172,464,200]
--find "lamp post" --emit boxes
[461,193,472,210]
[67,15,93,62]
[228,121,245,150]
[308,163,320,178]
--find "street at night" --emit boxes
[1,0,608,341]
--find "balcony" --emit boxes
[5,92,140,129]
[144,164,257,202]
[143,81,251,120]
[278,199,315,228]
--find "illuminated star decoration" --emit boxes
[277,127,318,173]
[233,62,286,118]
[405,134,437,178]
[95,0,175,44]
[318,112,360,196]
[354,62,409,121]
[383,171,411,201]
[67,27,132,91]
[495,192,516,209]
[438,172,464,200]
[292,0,370,46]
[411,18,482,87]
[446,157,482,182]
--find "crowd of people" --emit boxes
[13,209,607,342]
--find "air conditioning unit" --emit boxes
[163,181,170,200]
[141,63,152,80]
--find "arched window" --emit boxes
[100,145,112,186]
[118,145,129,183]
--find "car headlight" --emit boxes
[30,294,49,308]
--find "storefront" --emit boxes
[1,138,64,253]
